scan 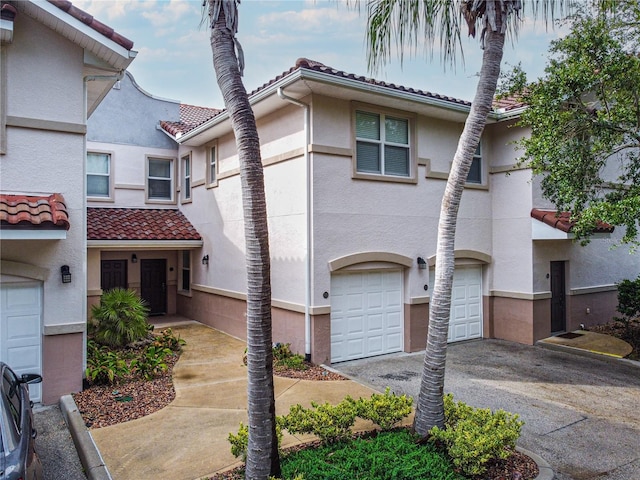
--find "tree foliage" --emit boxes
[505,1,640,247]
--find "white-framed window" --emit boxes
[87,152,112,198]
[466,143,482,184]
[147,156,174,202]
[180,250,191,292]
[355,110,411,178]
[207,144,217,186]
[182,153,191,202]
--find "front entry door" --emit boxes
[101,260,128,291]
[141,259,167,316]
[550,261,566,333]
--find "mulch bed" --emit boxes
[588,321,640,360]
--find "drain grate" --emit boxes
[555,332,584,339]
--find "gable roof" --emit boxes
[160,104,222,137]
[87,208,202,242]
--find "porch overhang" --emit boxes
[531,208,614,240]
[87,240,203,250]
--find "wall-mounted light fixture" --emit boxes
[417,257,427,270]
[202,254,209,266]
[60,265,72,283]
[131,254,138,263]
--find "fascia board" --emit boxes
[87,240,204,250]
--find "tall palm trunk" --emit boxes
[208,2,280,478]
[413,27,505,436]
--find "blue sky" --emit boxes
[76,0,567,108]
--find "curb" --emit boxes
[537,341,640,369]
[517,447,554,480]
[59,395,112,480]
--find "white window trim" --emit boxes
[87,150,115,201]
[351,103,417,184]
[206,143,218,188]
[465,140,487,189]
[145,155,176,204]
[181,153,192,204]
[178,250,192,295]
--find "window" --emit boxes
[147,157,174,201]
[181,251,191,292]
[182,154,191,201]
[207,145,217,186]
[466,144,482,184]
[356,110,410,177]
[87,152,111,197]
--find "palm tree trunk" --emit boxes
[209,3,280,478]
[412,27,506,436]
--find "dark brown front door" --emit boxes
[550,261,566,333]
[101,260,128,291]
[141,259,167,316]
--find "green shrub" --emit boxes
[273,343,307,371]
[91,288,150,347]
[281,398,358,444]
[429,394,524,476]
[616,276,640,330]
[355,387,413,431]
[154,328,186,352]
[132,345,173,380]
[228,419,284,462]
[85,340,131,384]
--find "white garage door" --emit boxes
[0,283,42,402]
[331,270,403,363]
[448,266,483,342]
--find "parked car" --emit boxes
[0,363,43,480]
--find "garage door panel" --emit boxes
[447,266,483,343]
[347,315,364,335]
[331,270,404,362]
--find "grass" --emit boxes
[280,429,465,480]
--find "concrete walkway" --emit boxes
[88,321,378,480]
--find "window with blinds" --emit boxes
[356,110,410,177]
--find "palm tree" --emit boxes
[364,0,566,436]
[207,1,280,477]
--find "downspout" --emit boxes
[277,87,312,361]
[82,71,125,373]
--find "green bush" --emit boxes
[228,419,284,462]
[429,394,524,476]
[355,387,413,431]
[85,340,131,384]
[616,276,640,330]
[280,398,358,444]
[273,343,307,371]
[153,328,186,352]
[91,288,150,347]
[132,345,173,380]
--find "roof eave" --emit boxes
[87,239,204,250]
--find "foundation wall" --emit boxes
[405,303,429,352]
[490,296,536,345]
[568,290,618,330]
[41,333,84,405]
[311,314,331,365]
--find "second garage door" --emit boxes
[331,270,403,363]
[448,265,483,342]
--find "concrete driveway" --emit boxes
[333,339,640,480]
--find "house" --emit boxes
[87,57,639,368]
[0,0,135,404]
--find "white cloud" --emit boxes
[257,6,360,33]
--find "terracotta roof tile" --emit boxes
[87,208,202,241]
[0,193,70,230]
[493,94,526,111]
[47,0,134,51]
[531,209,614,234]
[160,104,222,137]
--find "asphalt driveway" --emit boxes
[333,339,640,480]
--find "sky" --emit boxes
[76,0,568,108]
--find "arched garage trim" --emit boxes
[0,260,49,281]
[329,252,413,272]
[427,250,492,267]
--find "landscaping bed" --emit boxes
[589,321,640,360]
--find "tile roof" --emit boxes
[48,0,134,51]
[531,209,614,234]
[87,208,202,241]
[160,57,527,138]
[160,104,222,137]
[493,94,526,112]
[0,193,70,230]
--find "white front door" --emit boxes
[0,283,42,402]
[448,266,483,342]
[331,270,403,363]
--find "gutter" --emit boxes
[277,87,312,361]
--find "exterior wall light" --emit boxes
[202,254,209,266]
[417,257,427,270]
[60,265,72,283]
[131,254,138,263]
